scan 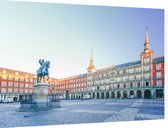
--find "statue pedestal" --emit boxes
[20,82,60,111]
[33,83,50,109]
[34,83,49,103]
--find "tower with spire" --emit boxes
[140,26,154,87]
[140,26,154,63]
[87,49,96,73]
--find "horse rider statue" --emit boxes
[36,59,50,83]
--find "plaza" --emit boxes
[0,99,164,127]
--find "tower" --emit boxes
[140,26,154,88]
[140,26,154,63]
[87,49,96,73]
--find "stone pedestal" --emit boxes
[20,82,60,111]
[34,83,49,103]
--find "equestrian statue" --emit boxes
[36,59,50,83]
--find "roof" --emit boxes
[153,56,164,64]
[115,60,141,68]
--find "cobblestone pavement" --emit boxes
[0,99,164,127]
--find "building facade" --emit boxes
[86,28,164,99]
[0,29,164,101]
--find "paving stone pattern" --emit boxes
[0,99,164,127]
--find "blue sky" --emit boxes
[0,1,164,78]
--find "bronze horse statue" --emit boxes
[36,59,50,83]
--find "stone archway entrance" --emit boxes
[93,93,95,98]
[156,89,163,98]
[117,91,121,98]
[106,92,109,99]
[101,92,104,99]
[123,91,127,98]
[144,90,151,99]
[65,90,69,99]
[111,91,115,98]
[97,92,100,99]
[137,90,142,98]
[13,97,18,102]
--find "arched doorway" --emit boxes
[65,90,69,99]
[101,92,104,99]
[106,92,109,99]
[93,93,95,98]
[130,90,134,96]
[71,95,73,99]
[123,91,127,98]
[117,91,121,98]
[97,92,100,99]
[144,90,151,99]
[156,89,163,98]
[111,91,115,99]
[137,90,142,98]
[13,97,18,102]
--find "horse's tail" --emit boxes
[36,69,41,75]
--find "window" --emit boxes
[117,84,120,89]
[2,70,6,74]
[8,88,12,93]
[1,88,6,93]
[129,68,134,74]
[116,77,120,82]
[8,82,13,87]
[25,84,29,88]
[136,67,141,72]
[2,81,7,86]
[106,79,109,84]
[156,80,162,86]
[136,74,141,80]
[144,73,150,79]
[15,77,19,81]
[123,76,127,81]
[14,82,18,87]
[124,84,126,88]
[14,88,18,93]
[101,80,105,84]
[144,57,150,64]
[130,83,133,88]
[2,75,7,80]
[20,89,23,93]
[20,83,24,88]
[144,65,150,71]
[25,78,29,82]
[156,72,162,78]
[137,82,141,87]
[8,75,13,80]
[129,75,134,81]
[156,63,161,70]
[146,81,149,87]
[119,70,124,74]
[25,89,28,93]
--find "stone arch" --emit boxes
[92,93,95,99]
[101,92,104,99]
[111,91,115,98]
[97,92,100,99]
[137,90,142,98]
[144,90,151,99]
[123,91,127,98]
[117,91,121,98]
[106,92,110,99]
